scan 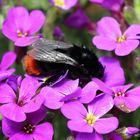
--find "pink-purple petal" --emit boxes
[2,117,23,137]
[33,123,54,140]
[26,106,47,125]
[124,24,140,39]
[0,69,15,81]
[115,40,139,56]
[7,6,29,32]
[61,101,87,120]
[0,51,16,70]
[42,86,64,109]
[127,86,140,95]
[15,36,36,47]
[28,10,45,34]
[112,84,133,94]
[94,117,118,134]
[54,79,79,95]
[76,132,103,140]
[96,17,122,37]
[102,0,124,12]
[68,119,93,133]
[114,96,134,113]
[0,84,16,103]
[114,96,125,107]
[127,127,139,135]
[99,56,125,86]
[80,81,99,104]
[22,94,44,113]
[122,96,140,111]
[2,19,18,41]
[127,90,140,108]
[88,94,114,118]
[92,78,112,95]
[93,36,116,51]
[19,77,40,102]
[0,103,26,122]
[60,87,81,102]
[9,132,33,140]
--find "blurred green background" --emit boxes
[0,0,140,139]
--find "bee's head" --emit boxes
[80,46,104,79]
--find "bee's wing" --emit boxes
[27,47,78,66]
[32,38,73,50]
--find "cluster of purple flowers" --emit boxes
[1,0,140,140]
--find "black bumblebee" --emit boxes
[23,38,104,86]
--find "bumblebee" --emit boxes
[23,38,104,86]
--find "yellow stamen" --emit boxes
[17,30,28,37]
[23,124,35,134]
[85,113,96,126]
[55,0,64,7]
[115,91,125,97]
[117,35,126,43]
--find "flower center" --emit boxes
[18,100,25,107]
[117,35,126,43]
[23,124,35,134]
[85,113,96,126]
[55,0,64,7]
[115,91,125,97]
[17,30,28,37]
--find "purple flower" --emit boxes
[61,94,118,139]
[53,26,64,40]
[2,6,45,47]
[76,132,103,140]
[90,0,124,11]
[123,127,140,138]
[41,79,99,110]
[2,106,54,140]
[106,132,123,140]
[48,0,78,10]
[99,56,125,86]
[92,17,140,56]
[0,77,44,122]
[0,51,16,82]
[93,78,140,113]
[106,127,139,140]
[65,9,89,29]
[6,75,22,92]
